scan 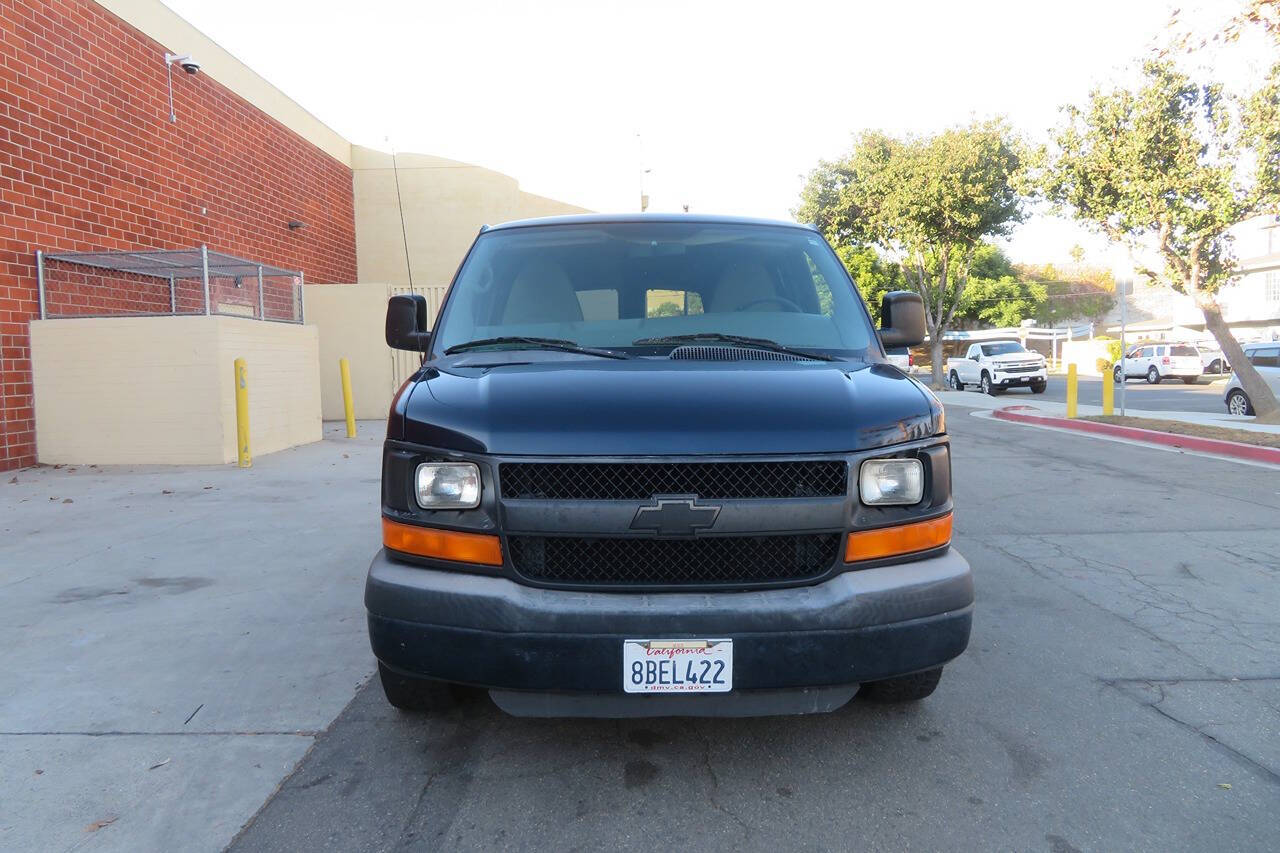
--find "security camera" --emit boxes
[165,53,201,74]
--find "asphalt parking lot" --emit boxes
[5,413,1278,852]
[960,373,1232,413]
[227,410,1279,852]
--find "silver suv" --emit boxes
[1224,343,1280,416]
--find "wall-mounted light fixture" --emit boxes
[287,220,306,231]
[164,52,201,123]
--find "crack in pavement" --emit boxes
[1105,679,1280,787]
[692,719,754,840]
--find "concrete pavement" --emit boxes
[229,413,1280,852]
[997,374,1232,414]
[0,423,383,852]
[936,388,1280,436]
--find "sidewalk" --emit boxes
[935,389,1280,436]
[0,422,383,852]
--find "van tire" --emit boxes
[860,667,943,703]
[378,662,483,713]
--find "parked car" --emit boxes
[1196,344,1230,375]
[946,340,1047,395]
[1223,343,1280,415]
[370,214,971,717]
[1113,343,1203,384]
[885,346,913,373]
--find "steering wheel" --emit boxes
[733,296,803,313]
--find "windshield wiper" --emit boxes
[444,336,631,359]
[631,333,838,362]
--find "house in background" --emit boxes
[1104,215,1280,343]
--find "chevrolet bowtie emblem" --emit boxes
[630,496,721,538]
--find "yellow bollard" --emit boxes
[339,357,357,438]
[1102,365,1114,416]
[1066,363,1078,419]
[234,358,251,468]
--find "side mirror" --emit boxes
[878,291,926,348]
[386,294,431,351]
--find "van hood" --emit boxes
[399,359,940,456]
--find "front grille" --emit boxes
[507,533,841,586]
[1001,365,1040,374]
[500,460,847,500]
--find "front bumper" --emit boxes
[993,369,1047,387]
[365,547,974,692]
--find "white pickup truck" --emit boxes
[947,340,1048,395]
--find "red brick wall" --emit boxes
[0,0,357,469]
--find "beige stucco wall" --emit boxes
[94,0,351,165]
[31,316,320,465]
[306,282,452,420]
[308,283,397,420]
[214,317,322,461]
[352,146,590,288]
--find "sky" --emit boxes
[162,0,1267,270]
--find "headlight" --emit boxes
[859,458,924,505]
[415,462,481,509]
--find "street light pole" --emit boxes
[636,132,650,212]
[1118,277,1128,416]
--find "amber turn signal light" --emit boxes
[845,513,952,563]
[382,517,503,566]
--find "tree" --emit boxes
[797,121,1026,386]
[955,244,1046,328]
[1017,262,1116,326]
[1163,0,1279,54]
[1042,60,1280,420]
[836,245,903,324]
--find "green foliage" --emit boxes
[1041,60,1280,295]
[955,245,1045,327]
[1092,337,1124,371]
[797,120,1027,384]
[650,301,683,318]
[835,245,902,324]
[1017,262,1116,325]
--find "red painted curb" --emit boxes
[990,406,1280,465]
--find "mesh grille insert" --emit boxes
[508,533,841,586]
[500,461,847,500]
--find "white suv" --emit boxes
[1223,343,1280,416]
[1113,343,1203,385]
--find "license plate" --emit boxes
[623,639,733,693]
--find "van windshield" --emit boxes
[432,222,877,359]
